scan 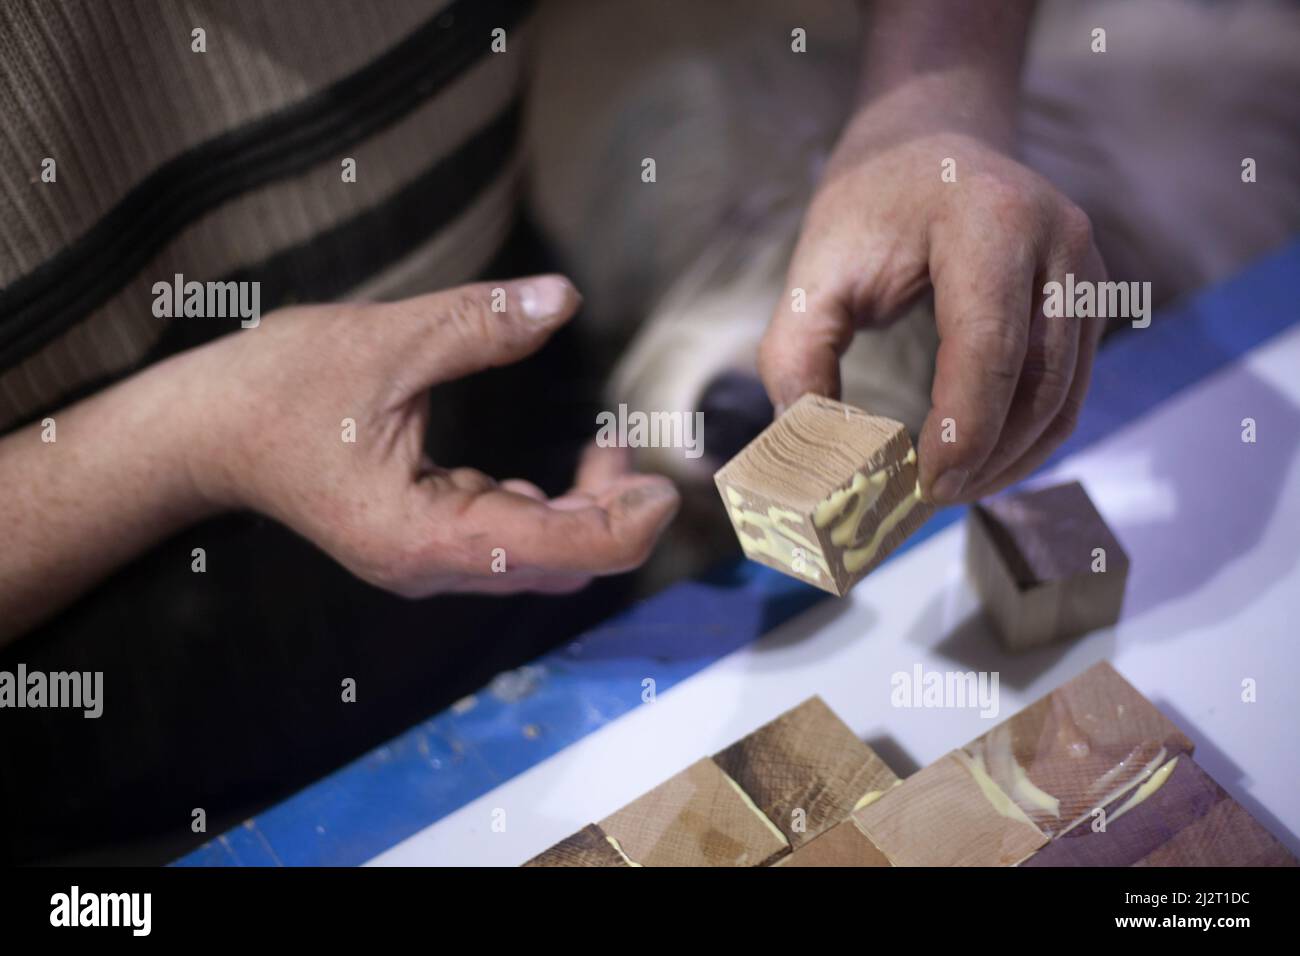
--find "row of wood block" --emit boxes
[525,663,1295,867]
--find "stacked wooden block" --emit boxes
[525,663,1295,867]
[525,697,899,867]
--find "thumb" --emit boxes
[376,274,581,388]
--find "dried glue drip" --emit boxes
[842,480,924,573]
[721,771,790,848]
[954,751,1040,827]
[814,469,888,544]
[851,780,900,811]
[605,835,643,867]
[1108,757,1179,824]
[1058,746,1170,837]
[813,448,917,551]
[975,725,1062,820]
[725,487,830,580]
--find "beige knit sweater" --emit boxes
[0,0,530,433]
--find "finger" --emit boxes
[433,475,680,577]
[959,293,1077,492]
[960,210,1098,492]
[499,478,547,501]
[917,227,1034,505]
[964,280,1105,498]
[538,444,630,512]
[452,569,593,595]
[373,275,582,392]
[758,257,856,412]
[446,467,497,493]
[573,442,632,494]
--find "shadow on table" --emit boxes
[1107,362,1300,632]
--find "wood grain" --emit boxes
[967,480,1129,650]
[962,661,1194,838]
[852,751,1048,866]
[713,696,900,848]
[1022,756,1297,867]
[715,394,932,596]
[522,823,633,867]
[525,666,1274,869]
[599,758,790,866]
[776,818,892,867]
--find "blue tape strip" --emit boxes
[177,239,1300,866]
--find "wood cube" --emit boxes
[522,823,635,867]
[1022,756,1297,867]
[714,394,933,596]
[961,661,1193,838]
[851,751,1048,866]
[966,480,1129,651]
[598,758,789,866]
[713,696,899,849]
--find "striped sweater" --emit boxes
[0,0,531,433]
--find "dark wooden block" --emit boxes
[522,823,635,867]
[713,696,899,849]
[1023,756,1297,867]
[715,394,932,596]
[966,480,1129,651]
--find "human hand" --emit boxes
[759,94,1106,505]
[183,276,679,596]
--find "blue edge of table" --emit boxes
[179,240,1300,866]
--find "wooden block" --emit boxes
[599,758,789,866]
[1023,756,1297,867]
[715,394,932,596]
[713,696,900,848]
[962,661,1194,838]
[966,480,1129,650]
[522,823,635,867]
[1135,794,1297,867]
[776,818,892,867]
[852,751,1048,866]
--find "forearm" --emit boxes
[854,0,1036,145]
[0,351,218,643]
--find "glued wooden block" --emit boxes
[776,818,892,867]
[967,480,1129,651]
[1023,756,1297,867]
[715,394,932,596]
[852,751,1048,866]
[713,696,899,848]
[962,661,1194,838]
[522,823,634,867]
[599,758,789,867]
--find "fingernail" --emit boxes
[930,468,969,504]
[518,276,577,322]
[621,481,679,517]
[640,481,680,505]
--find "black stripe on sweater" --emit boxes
[1,98,523,435]
[0,0,532,369]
